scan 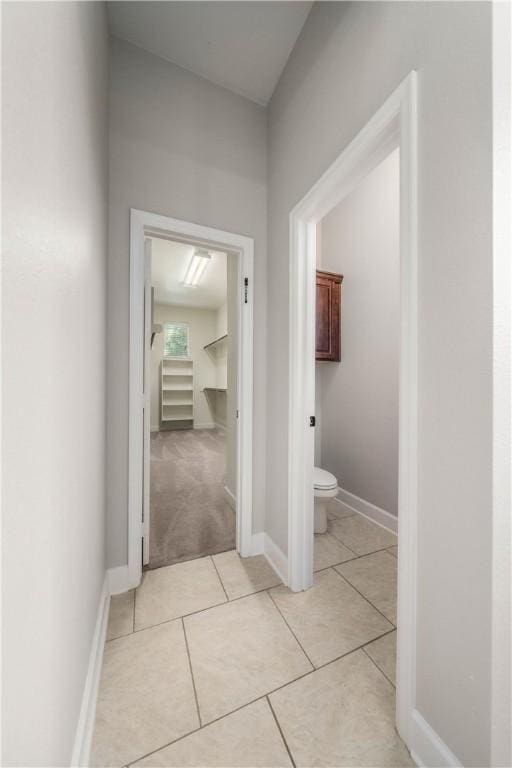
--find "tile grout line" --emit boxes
[125,634,397,767]
[266,590,315,670]
[209,554,230,602]
[181,617,203,728]
[107,542,394,644]
[361,644,396,689]
[266,695,297,768]
[331,565,397,628]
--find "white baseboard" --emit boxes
[335,486,398,535]
[250,532,288,585]
[71,574,110,767]
[193,422,215,430]
[108,565,131,595]
[263,534,288,585]
[251,532,265,555]
[214,422,227,432]
[410,709,462,767]
[224,485,236,511]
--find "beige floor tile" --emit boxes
[328,501,357,520]
[269,650,413,767]
[336,550,397,624]
[107,590,135,641]
[314,533,356,571]
[184,591,312,723]
[329,514,397,555]
[388,545,398,558]
[90,621,199,767]
[269,569,392,667]
[365,630,397,685]
[133,699,292,767]
[135,557,226,630]
[212,550,281,600]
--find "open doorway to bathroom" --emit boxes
[287,75,418,745]
[312,146,400,675]
[147,236,238,569]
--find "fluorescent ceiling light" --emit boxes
[184,249,211,286]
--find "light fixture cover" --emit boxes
[184,249,211,286]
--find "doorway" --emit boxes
[288,72,418,748]
[128,210,254,588]
[146,236,238,569]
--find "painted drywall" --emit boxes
[317,149,399,516]
[267,3,492,765]
[150,305,218,431]
[2,3,109,765]
[107,38,267,567]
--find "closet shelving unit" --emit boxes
[161,357,194,428]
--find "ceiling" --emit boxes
[107,1,313,105]
[151,237,227,310]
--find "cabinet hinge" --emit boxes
[244,277,249,304]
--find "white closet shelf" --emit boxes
[161,415,194,422]
[161,358,194,428]
[162,372,193,377]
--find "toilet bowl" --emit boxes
[314,467,338,533]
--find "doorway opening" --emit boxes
[288,72,418,748]
[146,236,238,569]
[129,210,254,587]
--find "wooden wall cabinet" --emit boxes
[316,269,343,362]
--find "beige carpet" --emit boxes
[148,428,235,569]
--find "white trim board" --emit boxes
[410,710,462,768]
[71,575,110,767]
[108,565,132,595]
[334,487,398,535]
[288,71,418,749]
[129,210,255,589]
[251,533,288,586]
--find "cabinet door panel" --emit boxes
[315,270,342,362]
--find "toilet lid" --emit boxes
[314,467,338,490]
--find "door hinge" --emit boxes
[244,277,248,304]
[310,416,316,427]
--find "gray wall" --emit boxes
[266,3,492,765]
[317,149,399,516]
[107,39,267,567]
[2,3,109,765]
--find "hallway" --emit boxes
[91,510,408,767]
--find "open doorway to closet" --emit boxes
[129,210,254,588]
[147,236,238,569]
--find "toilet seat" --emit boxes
[314,466,337,491]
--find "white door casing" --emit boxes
[142,237,152,565]
[129,210,254,587]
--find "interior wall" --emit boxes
[318,149,399,516]
[150,304,217,430]
[266,2,492,765]
[2,3,109,765]
[107,38,267,567]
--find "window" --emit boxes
[164,322,189,357]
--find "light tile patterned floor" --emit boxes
[91,514,411,767]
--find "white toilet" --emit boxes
[314,467,338,533]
